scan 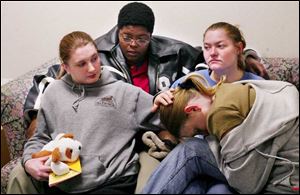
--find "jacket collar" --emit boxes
[95,26,119,52]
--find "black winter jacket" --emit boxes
[95,26,204,94]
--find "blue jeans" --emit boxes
[142,137,234,194]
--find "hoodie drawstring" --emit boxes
[255,148,299,187]
[72,84,86,112]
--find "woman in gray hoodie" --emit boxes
[13,31,162,194]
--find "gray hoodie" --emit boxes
[22,68,162,193]
[207,80,299,194]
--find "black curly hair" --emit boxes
[118,2,155,33]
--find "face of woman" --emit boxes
[203,29,240,74]
[64,43,101,84]
[179,110,208,138]
[179,95,211,138]
[118,25,151,65]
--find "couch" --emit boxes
[1,57,299,194]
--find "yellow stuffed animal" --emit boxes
[32,133,82,176]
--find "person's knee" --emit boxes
[185,137,208,148]
[173,138,219,171]
[177,137,210,156]
[7,162,39,194]
[161,138,207,168]
[8,162,26,181]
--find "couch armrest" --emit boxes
[1,158,22,194]
[1,126,10,168]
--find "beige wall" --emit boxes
[1,1,299,83]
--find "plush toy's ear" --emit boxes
[55,133,74,141]
[32,150,52,158]
[62,133,74,139]
[52,147,61,163]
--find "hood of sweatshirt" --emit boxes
[61,67,118,112]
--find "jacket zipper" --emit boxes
[111,46,132,84]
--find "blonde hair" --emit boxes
[56,31,97,79]
[204,22,246,70]
[159,73,225,138]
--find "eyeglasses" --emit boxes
[120,34,150,46]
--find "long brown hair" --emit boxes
[56,31,97,79]
[204,22,246,70]
[159,73,225,138]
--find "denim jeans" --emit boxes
[142,137,234,194]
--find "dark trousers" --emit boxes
[33,174,137,194]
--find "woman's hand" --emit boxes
[151,89,175,112]
[24,156,52,181]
